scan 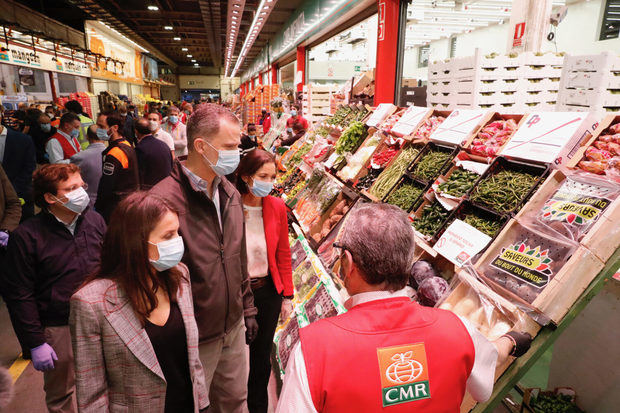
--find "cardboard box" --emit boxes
[501,111,599,165]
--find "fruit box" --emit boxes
[383,174,430,213]
[407,141,460,184]
[473,218,605,324]
[306,187,359,248]
[410,195,453,244]
[462,112,526,157]
[434,151,491,204]
[566,114,618,169]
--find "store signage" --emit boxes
[433,220,492,267]
[18,67,35,86]
[0,43,91,77]
[284,12,305,46]
[378,1,386,41]
[429,109,487,146]
[501,112,597,165]
[391,106,430,137]
[513,22,526,47]
[366,103,396,128]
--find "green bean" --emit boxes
[463,214,502,237]
[412,150,453,181]
[387,183,424,211]
[370,147,420,199]
[470,169,538,213]
[437,168,479,197]
[413,201,450,236]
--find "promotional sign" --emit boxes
[390,106,430,137]
[0,42,91,77]
[366,103,397,128]
[501,112,597,165]
[429,109,487,146]
[433,219,492,267]
[85,21,143,84]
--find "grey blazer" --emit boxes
[69,264,208,412]
[70,142,105,208]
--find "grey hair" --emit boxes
[340,203,416,291]
[186,103,240,151]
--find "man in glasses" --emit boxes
[277,203,531,412]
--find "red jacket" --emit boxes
[300,297,475,412]
[262,195,294,297]
[262,114,271,135]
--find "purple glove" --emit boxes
[0,231,8,248]
[30,343,57,372]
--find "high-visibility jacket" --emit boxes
[77,114,94,149]
[299,297,475,412]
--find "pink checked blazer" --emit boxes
[69,264,208,412]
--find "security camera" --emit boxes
[550,6,568,26]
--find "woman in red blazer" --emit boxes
[236,149,293,413]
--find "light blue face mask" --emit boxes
[53,187,90,214]
[70,128,80,139]
[149,236,185,272]
[202,140,240,176]
[290,110,297,117]
[251,179,273,197]
[96,127,110,141]
[169,115,179,124]
[40,123,51,132]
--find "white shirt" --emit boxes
[243,205,269,278]
[0,126,7,163]
[162,121,188,157]
[46,130,79,164]
[53,212,79,235]
[276,289,499,413]
[181,164,222,229]
[153,128,175,152]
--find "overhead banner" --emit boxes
[85,21,144,84]
[141,55,158,81]
[0,42,91,77]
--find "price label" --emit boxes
[433,220,492,267]
[391,106,430,136]
[366,103,396,128]
[501,112,593,164]
[429,109,487,146]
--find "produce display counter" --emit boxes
[270,103,620,411]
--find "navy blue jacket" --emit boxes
[136,135,173,190]
[1,208,106,349]
[2,127,36,203]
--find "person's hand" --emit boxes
[502,331,532,357]
[245,317,258,344]
[0,231,8,248]
[281,299,293,320]
[30,343,57,371]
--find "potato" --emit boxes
[453,296,478,317]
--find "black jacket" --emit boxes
[94,138,139,222]
[28,124,56,164]
[136,135,173,189]
[2,127,36,219]
[1,208,106,350]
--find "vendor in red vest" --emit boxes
[285,104,309,131]
[45,112,82,164]
[276,203,532,413]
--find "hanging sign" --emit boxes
[0,43,91,77]
[18,67,35,86]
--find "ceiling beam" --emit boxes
[197,0,221,67]
[123,10,203,19]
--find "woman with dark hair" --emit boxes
[236,149,294,413]
[69,191,208,413]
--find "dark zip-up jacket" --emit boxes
[150,160,257,343]
[1,208,105,350]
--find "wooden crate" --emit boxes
[336,128,385,184]
[464,113,527,161]
[566,114,620,169]
[407,109,452,141]
[580,196,620,262]
[410,195,452,244]
[434,150,492,206]
[306,187,358,247]
[474,219,606,324]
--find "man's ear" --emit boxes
[43,192,58,205]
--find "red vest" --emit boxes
[299,297,475,412]
[49,132,80,159]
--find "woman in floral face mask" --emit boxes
[70,191,209,413]
[235,149,294,413]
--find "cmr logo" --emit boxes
[377,343,431,407]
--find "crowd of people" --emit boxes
[0,99,531,413]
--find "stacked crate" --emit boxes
[428,50,563,113]
[557,52,620,114]
[303,84,337,125]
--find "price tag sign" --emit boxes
[501,112,594,164]
[391,106,430,136]
[366,103,396,128]
[429,109,487,146]
[433,219,492,267]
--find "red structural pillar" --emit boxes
[258,74,263,86]
[296,45,306,93]
[374,0,400,105]
[271,64,278,85]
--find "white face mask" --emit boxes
[149,236,184,272]
[53,187,89,214]
[148,120,159,132]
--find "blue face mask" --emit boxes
[202,140,240,176]
[251,179,273,197]
[290,110,297,117]
[40,123,51,133]
[149,236,184,272]
[53,187,90,214]
[169,115,179,124]
[96,127,110,141]
[70,128,80,139]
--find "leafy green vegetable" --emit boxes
[438,168,479,197]
[335,121,367,155]
[413,201,450,237]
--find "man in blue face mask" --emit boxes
[239,123,259,156]
[28,113,56,164]
[151,103,258,413]
[46,113,82,164]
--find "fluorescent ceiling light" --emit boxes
[181,47,188,51]
[173,37,181,41]
[187,54,192,57]
[164,26,173,30]
[147,5,159,11]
